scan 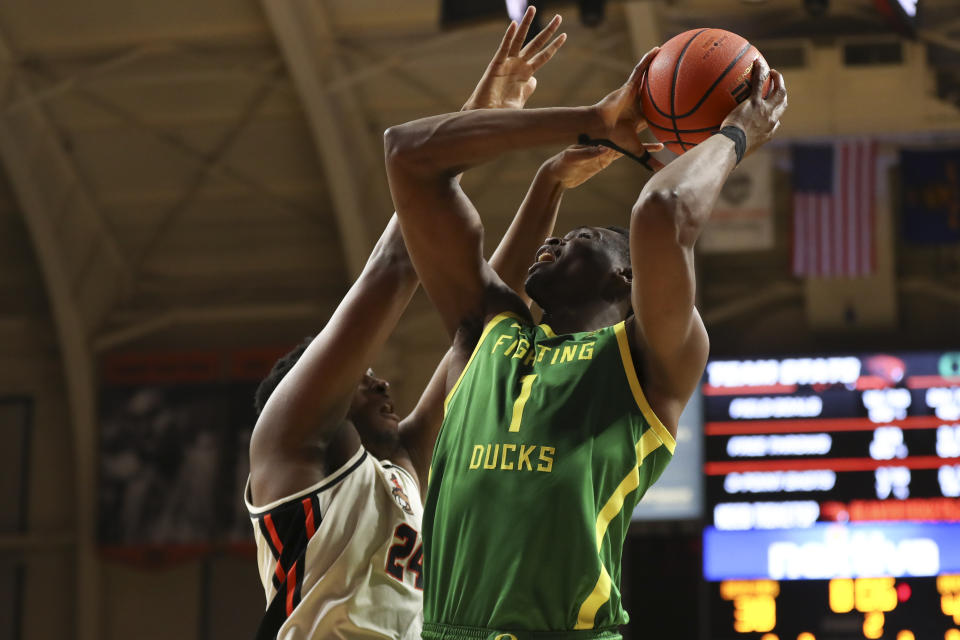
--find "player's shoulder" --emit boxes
[379,459,416,486]
[478,283,534,331]
[448,282,531,356]
[245,447,371,517]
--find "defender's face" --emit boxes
[524,226,625,308]
[348,369,400,443]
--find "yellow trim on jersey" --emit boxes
[574,565,611,629]
[592,468,638,551]
[539,323,557,338]
[612,321,677,454]
[593,430,662,547]
[443,312,523,415]
[576,429,663,628]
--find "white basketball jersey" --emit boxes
[245,447,423,639]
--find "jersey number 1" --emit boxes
[509,374,538,432]
[385,524,422,589]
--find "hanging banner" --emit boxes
[699,149,774,253]
[900,148,960,245]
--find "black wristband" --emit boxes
[715,125,746,165]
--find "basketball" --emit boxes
[640,28,771,155]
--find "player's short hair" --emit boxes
[254,336,314,416]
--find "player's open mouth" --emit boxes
[531,246,560,269]
[379,403,399,422]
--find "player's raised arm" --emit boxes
[384,29,662,336]
[251,11,575,502]
[384,10,567,336]
[249,14,565,504]
[628,58,787,433]
[249,216,418,505]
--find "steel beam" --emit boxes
[262,0,394,278]
[624,1,663,63]
[0,29,101,640]
[94,301,335,351]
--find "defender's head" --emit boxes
[524,225,633,317]
[254,338,400,455]
[347,368,401,452]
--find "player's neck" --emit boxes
[359,432,404,463]
[540,300,625,335]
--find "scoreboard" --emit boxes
[702,351,960,640]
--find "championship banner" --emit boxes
[900,149,960,245]
[698,148,774,253]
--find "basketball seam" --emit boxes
[673,42,752,119]
[644,77,673,120]
[647,121,723,134]
[670,29,709,153]
[643,32,707,121]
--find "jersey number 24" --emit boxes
[385,524,422,590]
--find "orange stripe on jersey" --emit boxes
[263,514,286,584]
[285,561,298,616]
[302,498,316,538]
[263,514,284,554]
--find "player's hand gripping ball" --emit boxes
[640,28,772,155]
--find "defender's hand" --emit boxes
[592,47,664,162]
[543,145,622,189]
[721,58,788,157]
[462,6,566,111]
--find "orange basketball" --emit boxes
[640,28,770,155]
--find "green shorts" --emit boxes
[421,623,623,640]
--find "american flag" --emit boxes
[791,141,877,278]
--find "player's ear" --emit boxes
[604,267,632,300]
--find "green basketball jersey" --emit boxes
[423,312,676,640]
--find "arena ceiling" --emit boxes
[0,0,958,366]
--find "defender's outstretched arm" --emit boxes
[249,216,418,505]
[249,11,567,505]
[628,59,787,435]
